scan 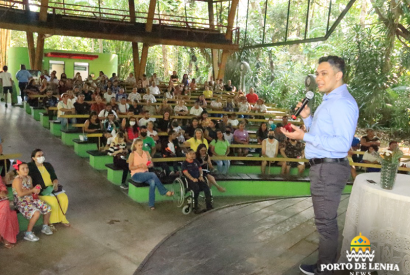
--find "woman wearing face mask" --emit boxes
[28,149,70,227]
[13,161,52,242]
[223,127,234,144]
[123,116,139,144]
[261,130,279,175]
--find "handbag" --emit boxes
[52,184,66,215]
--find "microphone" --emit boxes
[291,91,314,120]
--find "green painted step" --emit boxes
[88,150,113,170]
[18,213,43,232]
[30,107,43,121]
[73,140,98,158]
[40,113,56,129]
[61,130,82,146]
[50,121,62,137]
[24,101,31,114]
[128,179,352,204]
[228,164,309,176]
[105,164,129,185]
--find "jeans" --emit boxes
[18,82,27,102]
[309,161,350,275]
[215,160,230,174]
[131,172,168,207]
[59,117,77,129]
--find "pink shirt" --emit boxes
[233,129,249,143]
[130,151,149,176]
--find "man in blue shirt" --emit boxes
[282,56,359,275]
[15,64,32,103]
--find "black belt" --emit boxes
[309,157,348,166]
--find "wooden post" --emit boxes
[132,42,140,79]
[35,33,45,70]
[39,0,49,22]
[217,50,230,80]
[26,32,36,69]
[225,0,239,40]
[139,43,149,78]
[212,49,219,80]
[145,0,157,32]
[128,0,135,23]
[208,0,214,29]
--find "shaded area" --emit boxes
[136,195,350,275]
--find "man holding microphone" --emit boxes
[281,56,359,275]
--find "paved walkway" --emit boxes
[0,103,351,275]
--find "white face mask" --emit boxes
[37,156,45,164]
[268,121,274,125]
[130,121,136,126]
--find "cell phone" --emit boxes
[366,179,376,183]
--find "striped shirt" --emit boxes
[108,142,127,156]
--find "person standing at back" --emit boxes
[0,66,13,108]
[15,64,32,103]
[281,56,359,275]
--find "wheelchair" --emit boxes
[172,175,213,215]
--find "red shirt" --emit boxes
[91,103,106,114]
[284,123,293,132]
[246,93,259,104]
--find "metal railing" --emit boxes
[0,0,239,43]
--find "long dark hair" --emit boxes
[215,130,225,143]
[257,122,268,136]
[196,144,208,161]
[127,116,139,134]
[89,111,100,124]
[31,149,42,161]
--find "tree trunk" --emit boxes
[360,0,367,28]
[99,39,103,53]
[162,45,168,80]
[0,28,11,68]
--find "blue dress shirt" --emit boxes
[302,84,359,159]
[15,70,31,83]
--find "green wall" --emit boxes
[7,47,118,79]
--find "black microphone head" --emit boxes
[306,91,314,100]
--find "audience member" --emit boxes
[108,132,129,189]
[128,99,142,115]
[0,176,19,248]
[149,81,160,95]
[123,116,139,143]
[129,87,141,103]
[151,73,161,86]
[257,122,269,145]
[142,74,150,88]
[252,99,267,113]
[224,98,235,112]
[246,87,258,104]
[224,126,234,144]
[128,139,173,210]
[205,119,218,143]
[224,80,235,93]
[12,161,52,242]
[143,89,157,103]
[184,128,208,152]
[185,118,203,139]
[360,129,380,153]
[157,112,172,132]
[160,130,182,176]
[196,94,207,108]
[362,145,381,172]
[146,121,159,142]
[203,85,213,99]
[182,149,212,213]
[28,149,70,227]
[138,110,156,126]
[43,90,59,120]
[125,73,136,85]
[109,97,119,113]
[233,121,250,157]
[210,130,230,175]
[117,97,130,115]
[196,144,225,192]
[218,114,229,133]
[57,93,76,129]
[157,99,173,115]
[90,95,105,114]
[189,101,203,116]
[280,139,305,176]
[238,96,251,118]
[115,88,128,102]
[174,100,189,116]
[139,126,156,157]
[228,113,239,128]
[103,88,115,102]
[170,71,179,82]
[210,97,223,117]
[261,129,279,175]
[98,104,118,121]
[104,111,120,134]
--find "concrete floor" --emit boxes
[0,103,350,275]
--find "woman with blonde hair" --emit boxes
[128,139,173,210]
[184,128,209,152]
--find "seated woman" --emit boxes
[157,111,172,133]
[128,139,174,210]
[233,121,250,157]
[160,130,183,176]
[123,116,139,144]
[362,145,381,172]
[28,149,70,227]
[84,112,103,145]
[12,161,53,242]
[196,95,207,109]
[108,132,129,190]
[0,176,19,249]
[196,144,225,192]
[184,128,209,152]
[210,130,231,175]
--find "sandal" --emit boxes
[62,223,71,227]
[165,191,174,197]
[150,207,155,210]
[4,243,15,249]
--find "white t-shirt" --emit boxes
[363,151,380,163]
[57,101,74,117]
[0,72,13,86]
[211,101,223,109]
[118,103,129,113]
[174,105,188,114]
[129,92,141,103]
[98,109,118,119]
[189,106,203,116]
[106,136,115,146]
[228,119,239,127]
[104,93,116,102]
[68,97,77,105]
[142,79,150,88]
[143,94,156,103]
[125,77,136,84]
[238,102,250,112]
[147,129,158,138]
[164,92,173,99]
[149,86,160,95]
[167,141,176,154]
[254,103,267,113]
[224,133,234,143]
[138,117,156,127]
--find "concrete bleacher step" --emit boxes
[50,121,62,137]
[61,129,83,146]
[73,139,98,158]
[105,163,129,185]
[87,150,112,170]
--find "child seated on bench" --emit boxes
[182,149,213,214]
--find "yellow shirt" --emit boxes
[38,166,53,187]
[203,90,213,99]
[187,138,209,152]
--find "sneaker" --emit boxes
[120,183,129,190]
[299,264,317,275]
[41,225,54,235]
[24,232,39,242]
